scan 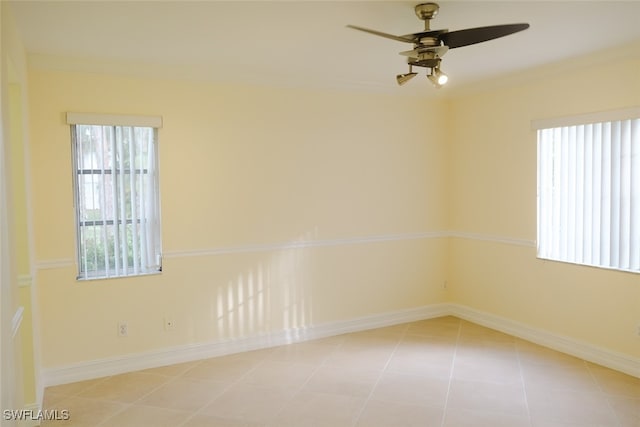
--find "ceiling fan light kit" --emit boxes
[428,67,448,88]
[347,2,530,88]
[396,65,418,86]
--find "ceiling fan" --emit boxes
[347,2,529,87]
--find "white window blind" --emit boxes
[69,113,162,279]
[536,108,640,273]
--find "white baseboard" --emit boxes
[41,303,450,387]
[448,304,640,378]
[41,302,639,389]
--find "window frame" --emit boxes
[67,113,163,280]
[534,107,640,274]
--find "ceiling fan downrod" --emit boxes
[414,3,439,31]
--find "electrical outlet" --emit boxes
[164,317,176,332]
[118,321,128,337]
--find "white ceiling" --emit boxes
[9,1,640,95]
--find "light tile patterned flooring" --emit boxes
[42,316,639,427]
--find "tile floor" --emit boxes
[42,316,639,427]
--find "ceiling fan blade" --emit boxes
[440,23,529,49]
[346,25,415,43]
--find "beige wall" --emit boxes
[27,53,640,374]
[29,69,449,368]
[447,56,640,357]
[2,0,38,412]
[10,81,37,407]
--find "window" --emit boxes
[535,108,640,273]
[67,113,162,279]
